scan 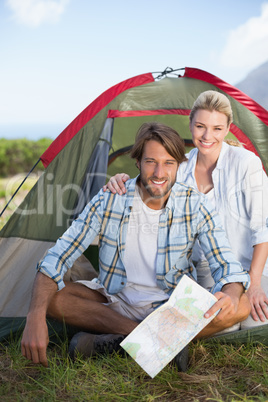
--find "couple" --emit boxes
[21,91,268,372]
[105,90,268,330]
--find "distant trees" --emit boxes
[0,138,52,177]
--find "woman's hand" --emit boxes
[247,243,268,321]
[103,173,130,195]
[247,284,268,322]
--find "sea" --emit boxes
[0,123,66,140]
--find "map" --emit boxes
[120,275,218,378]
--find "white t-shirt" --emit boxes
[118,188,169,307]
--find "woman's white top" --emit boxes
[177,142,268,276]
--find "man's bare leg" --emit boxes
[21,274,138,367]
[47,282,138,335]
[47,282,139,362]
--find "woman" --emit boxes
[104,90,268,329]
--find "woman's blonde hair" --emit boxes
[189,90,233,127]
[224,139,244,147]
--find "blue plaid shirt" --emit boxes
[38,177,250,296]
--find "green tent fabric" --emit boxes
[0,67,267,342]
[208,324,268,347]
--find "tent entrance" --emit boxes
[106,110,238,180]
[107,110,192,180]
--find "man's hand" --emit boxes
[196,283,250,338]
[21,272,58,366]
[204,291,240,328]
[247,284,268,322]
[205,282,250,326]
[21,313,49,367]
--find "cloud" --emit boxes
[220,3,268,71]
[6,0,70,27]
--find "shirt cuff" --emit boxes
[210,272,251,294]
[251,228,268,246]
[37,265,66,291]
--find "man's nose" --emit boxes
[154,163,165,177]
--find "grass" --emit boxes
[0,174,38,230]
[0,335,268,401]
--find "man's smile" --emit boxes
[151,179,167,185]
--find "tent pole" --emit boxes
[0,158,41,218]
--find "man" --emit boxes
[21,122,250,370]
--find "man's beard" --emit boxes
[139,174,175,200]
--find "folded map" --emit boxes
[120,275,218,378]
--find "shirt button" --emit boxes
[121,282,124,285]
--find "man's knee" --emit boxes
[217,293,251,331]
[47,281,108,318]
[239,293,251,322]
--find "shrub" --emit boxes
[0,138,52,177]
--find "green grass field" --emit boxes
[0,336,268,401]
[0,175,38,230]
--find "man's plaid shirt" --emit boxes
[38,177,250,296]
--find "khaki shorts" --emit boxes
[76,280,155,323]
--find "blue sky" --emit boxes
[0,0,268,139]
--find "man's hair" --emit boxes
[189,90,233,127]
[130,122,187,164]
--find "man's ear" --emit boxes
[136,160,140,170]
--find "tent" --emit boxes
[1,67,268,342]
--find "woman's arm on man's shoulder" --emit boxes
[103,173,130,194]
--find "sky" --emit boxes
[0,0,268,140]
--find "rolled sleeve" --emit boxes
[197,200,251,293]
[36,192,104,290]
[37,263,66,291]
[244,156,268,247]
[210,272,251,294]
[252,228,268,246]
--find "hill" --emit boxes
[235,61,268,110]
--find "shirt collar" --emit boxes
[125,176,138,209]
[184,148,198,175]
[127,175,176,213]
[165,187,176,210]
[215,141,229,169]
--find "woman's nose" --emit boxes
[202,128,212,140]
